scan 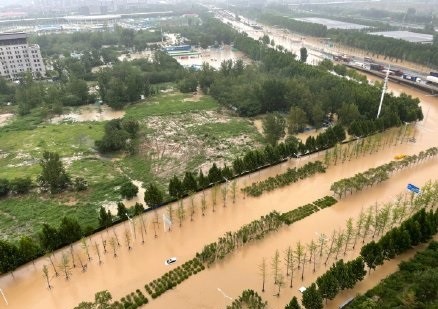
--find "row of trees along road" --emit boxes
[298,207,438,309]
[256,12,438,68]
[330,147,438,198]
[246,179,438,307]
[162,123,343,202]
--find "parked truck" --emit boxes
[369,63,384,71]
[402,74,421,82]
[426,75,438,85]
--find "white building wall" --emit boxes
[0,42,46,80]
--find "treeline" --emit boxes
[360,208,438,273]
[253,12,438,68]
[298,207,438,309]
[166,124,345,200]
[163,13,235,48]
[144,258,205,299]
[348,241,438,308]
[258,13,329,37]
[196,211,283,265]
[97,52,185,109]
[10,51,185,116]
[280,196,337,225]
[32,26,162,57]
[15,73,93,116]
[197,195,338,266]
[0,217,83,274]
[329,29,438,68]
[242,161,326,197]
[187,17,423,132]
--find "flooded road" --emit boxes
[146,164,438,309]
[0,47,437,309]
[223,15,431,74]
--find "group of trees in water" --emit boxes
[0,216,83,274]
[227,290,267,309]
[242,161,326,197]
[330,147,438,198]
[299,207,438,309]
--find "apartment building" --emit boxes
[0,32,46,80]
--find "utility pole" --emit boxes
[377,65,390,119]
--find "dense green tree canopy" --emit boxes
[38,151,71,194]
[262,113,286,145]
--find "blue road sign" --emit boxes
[407,183,420,194]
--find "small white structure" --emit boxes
[298,286,307,293]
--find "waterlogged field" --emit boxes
[0,91,263,240]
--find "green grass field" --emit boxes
[187,119,254,139]
[0,122,104,179]
[125,93,219,119]
[0,196,97,241]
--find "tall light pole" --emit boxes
[0,288,8,305]
[377,65,390,119]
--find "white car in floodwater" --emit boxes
[165,257,177,265]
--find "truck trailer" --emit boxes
[402,74,421,82]
[426,75,438,85]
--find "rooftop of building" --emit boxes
[0,32,27,41]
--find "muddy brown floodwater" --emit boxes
[0,70,437,309]
[50,105,125,124]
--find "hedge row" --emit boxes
[242,161,326,197]
[144,258,205,299]
[112,289,148,309]
[280,196,337,225]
